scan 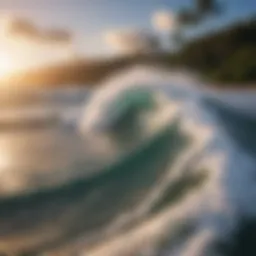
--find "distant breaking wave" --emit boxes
[0,67,255,256]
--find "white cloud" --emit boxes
[152,10,177,32]
[104,29,159,55]
[0,14,75,70]
[4,16,72,44]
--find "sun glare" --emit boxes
[0,53,16,77]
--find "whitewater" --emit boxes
[0,67,255,256]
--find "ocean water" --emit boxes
[0,67,255,256]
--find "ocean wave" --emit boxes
[78,67,256,256]
[0,67,255,256]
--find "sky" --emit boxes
[0,0,255,74]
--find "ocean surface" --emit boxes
[0,67,255,256]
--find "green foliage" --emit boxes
[177,18,256,84]
[211,46,256,83]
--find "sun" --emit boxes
[0,52,16,77]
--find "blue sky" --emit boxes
[0,0,255,72]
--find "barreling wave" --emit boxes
[0,67,255,256]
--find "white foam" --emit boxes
[73,66,256,256]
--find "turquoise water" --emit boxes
[0,69,255,255]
